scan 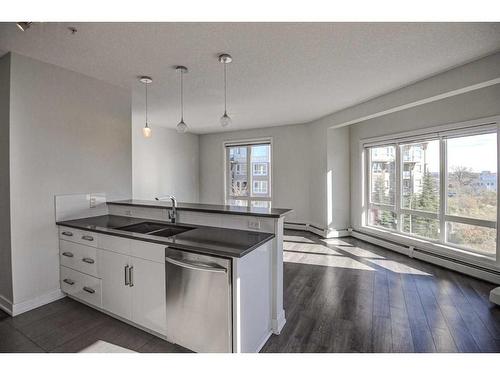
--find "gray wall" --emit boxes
[132,123,199,202]
[0,54,12,304]
[349,83,500,230]
[8,53,132,306]
[199,123,312,224]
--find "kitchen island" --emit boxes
[56,198,291,353]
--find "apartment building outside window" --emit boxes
[225,140,272,208]
[364,120,498,259]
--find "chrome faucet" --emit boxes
[155,195,177,223]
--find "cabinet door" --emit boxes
[99,250,132,320]
[130,257,167,335]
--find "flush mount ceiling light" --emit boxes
[175,66,188,134]
[218,53,233,128]
[16,22,32,31]
[139,76,153,138]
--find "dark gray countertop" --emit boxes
[56,215,275,258]
[107,199,292,218]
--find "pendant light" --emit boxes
[175,66,188,134]
[139,76,153,138]
[218,53,232,128]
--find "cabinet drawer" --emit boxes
[59,226,98,247]
[60,240,98,277]
[60,266,102,308]
[130,240,165,263]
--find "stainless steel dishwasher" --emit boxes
[165,247,232,353]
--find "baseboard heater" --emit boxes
[351,229,500,285]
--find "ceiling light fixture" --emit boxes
[218,53,233,128]
[139,76,153,138]
[175,66,188,134]
[16,22,32,31]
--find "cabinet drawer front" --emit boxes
[130,240,165,263]
[60,240,98,277]
[60,266,102,308]
[99,233,131,256]
[59,226,98,247]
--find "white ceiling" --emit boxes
[0,22,499,134]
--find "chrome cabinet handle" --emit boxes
[63,278,75,285]
[82,257,95,264]
[81,235,94,241]
[124,265,130,286]
[129,266,134,287]
[62,251,74,258]
[165,256,227,274]
[83,286,95,294]
[61,231,73,237]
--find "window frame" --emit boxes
[362,117,499,260]
[224,138,272,206]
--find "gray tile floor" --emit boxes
[1,230,500,353]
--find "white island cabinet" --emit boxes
[58,211,278,353]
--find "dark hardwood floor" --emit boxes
[1,229,499,353]
[261,230,500,352]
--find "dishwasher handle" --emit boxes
[165,256,227,274]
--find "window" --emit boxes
[253,180,268,194]
[253,162,268,176]
[365,123,498,257]
[226,141,271,207]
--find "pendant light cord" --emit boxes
[145,82,148,126]
[224,63,227,114]
[180,69,184,121]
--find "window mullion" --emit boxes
[247,145,252,199]
[439,137,447,244]
[497,125,500,265]
[395,143,402,233]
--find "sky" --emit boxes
[413,133,496,173]
[446,133,497,173]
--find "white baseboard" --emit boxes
[0,294,13,315]
[11,288,65,316]
[254,330,273,353]
[284,222,349,238]
[271,309,286,334]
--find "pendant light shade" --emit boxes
[175,66,189,134]
[218,53,232,128]
[142,125,152,138]
[139,76,153,138]
[220,112,231,127]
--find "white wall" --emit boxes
[349,83,500,230]
[132,96,199,202]
[199,123,311,224]
[326,126,350,231]
[0,54,13,304]
[7,53,132,308]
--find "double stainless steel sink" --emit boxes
[116,221,193,238]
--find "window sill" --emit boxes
[357,225,499,271]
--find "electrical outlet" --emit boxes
[125,210,132,216]
[248,220,261,230]
[89,196,97,208]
